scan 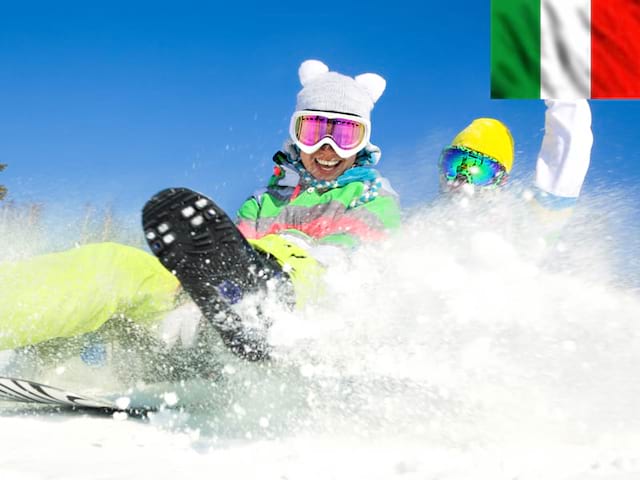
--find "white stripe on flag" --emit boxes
[541,0,591,99]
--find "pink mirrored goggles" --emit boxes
[289,110,371,158]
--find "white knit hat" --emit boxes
[295,60,386,120]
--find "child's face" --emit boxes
[300,144,357,181]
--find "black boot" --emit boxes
[142,187,283,361]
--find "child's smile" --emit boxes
[315,156,342,172]
[300,145,356,181]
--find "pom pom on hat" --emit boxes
[299,60,329,86]
[355,73,386,103]
[295,59,386,120]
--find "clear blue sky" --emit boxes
[1,1,639,219]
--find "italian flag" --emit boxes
[491,0,640,99]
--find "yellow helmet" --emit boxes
[450,118,514,172]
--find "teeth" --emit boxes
[316,158,340,167]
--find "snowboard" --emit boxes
[0,374,200,414]
[142,187,283,361]
[0,375,124,412]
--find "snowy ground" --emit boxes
[2,190,640,480]
[2,412,640,480]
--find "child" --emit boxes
[240,59,401,301]
[437,100,593,228]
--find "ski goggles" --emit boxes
[289,110,371,158]
[439,146,507,188]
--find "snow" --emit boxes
[2,189,640,479]
[1,415,639,480]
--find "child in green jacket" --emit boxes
[236,59,401,304]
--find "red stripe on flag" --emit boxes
[592,0,640,98]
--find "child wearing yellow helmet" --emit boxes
[438,100,593,216]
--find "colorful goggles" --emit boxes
[439,146,507,188]
[289,110,371,158]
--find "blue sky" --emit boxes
[1,1,639,220]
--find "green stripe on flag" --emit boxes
[491,0,541,98]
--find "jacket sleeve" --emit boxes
[237,196,260,222]
[530,100,593,231]
[235,196,261,239]
[534,99,593,201]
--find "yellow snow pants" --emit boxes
[0,243,180,350]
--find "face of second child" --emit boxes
[300,144,357,181]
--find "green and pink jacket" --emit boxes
[236,144,401,256]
